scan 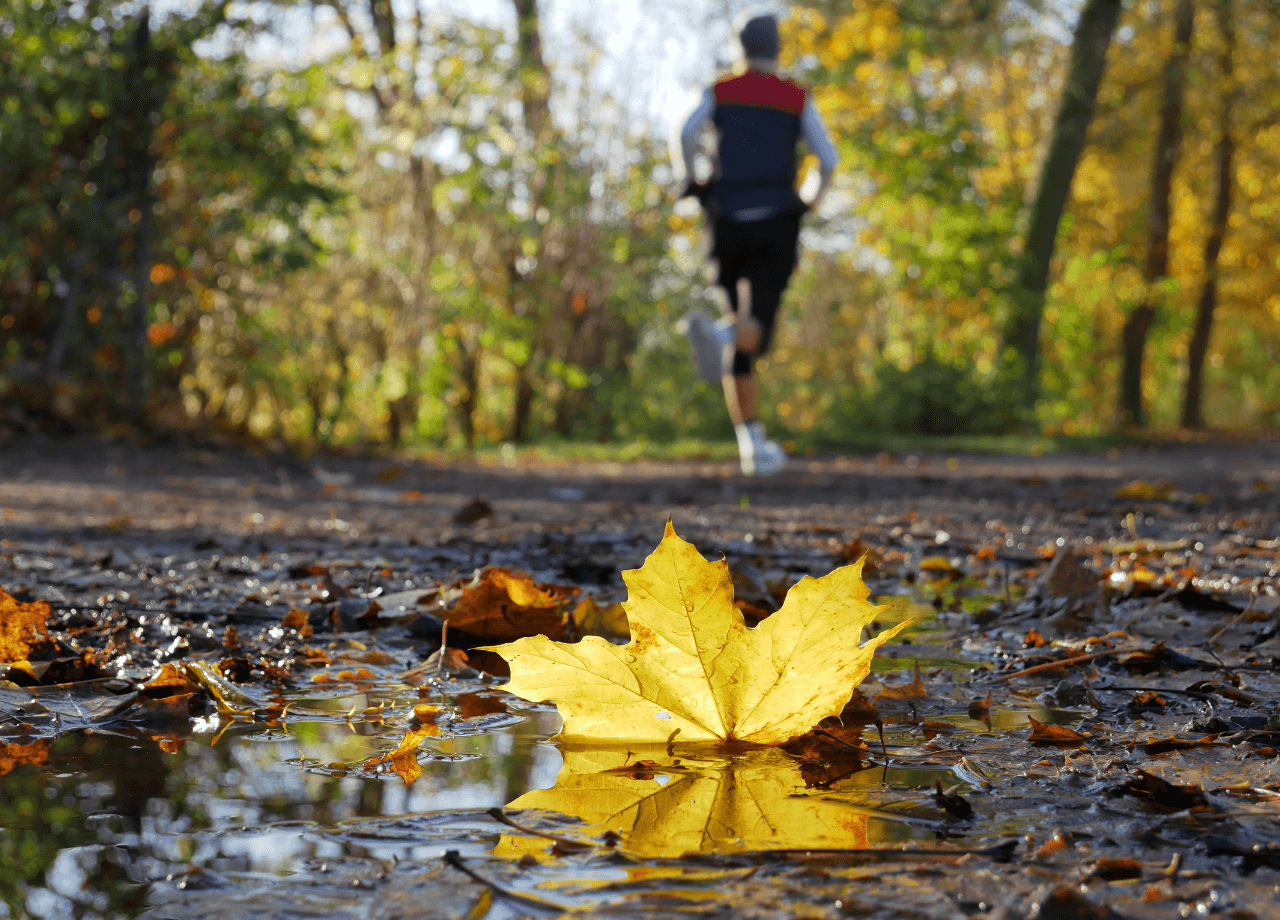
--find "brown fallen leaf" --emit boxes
[1023,629,1048,648]
[876,661,928,717]
[456,692,508,719]
[967,692,992,723]
[1112,769,1209,811]
[1027,716,1086,745]
[1089,857,1143,881]
[443,568,575,640]
[281,607,312,636]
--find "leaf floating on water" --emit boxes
[487,521,910,745]
[364,723,440,785]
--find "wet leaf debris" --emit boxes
[3,441,1280,919]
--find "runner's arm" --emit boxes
[800,98,838,211]
[676,88,716,192]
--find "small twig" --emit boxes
[1207,592,1257,646]
[989,646,1146,684]
[1093,684,1215,702]
[730,839,1021,862]
[441,851,564,914]
[486,807,593,851]
[436,620,449,681]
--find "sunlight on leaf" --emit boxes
[488,522,911,745]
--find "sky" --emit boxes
[229,0,776,139]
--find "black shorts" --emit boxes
[711,209,803,369]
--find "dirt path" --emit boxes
[4,437,1278,554]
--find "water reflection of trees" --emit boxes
[2,715,555,917]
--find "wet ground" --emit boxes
[2,437,1279,919]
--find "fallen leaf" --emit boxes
[1027,716,1086,745]
[1089,857,1143,880]
[1114,480,1176,501]
[876,661,929,705]
[1112,769,1208,811]
[0,589,50,665]
[443,568,574,640]
[571,595,629,639]
[503,747,873,857]
[281,608,312,636]
[487,522,910,744]
[967,692,992,723]
[364,723,440,784]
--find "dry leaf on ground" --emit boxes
[487,521,910,744]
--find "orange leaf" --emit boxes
[1027,716,1085,745]
[0,589,49,664]
[366,724,440,784]
[442,568,574,639]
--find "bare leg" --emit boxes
[722,372,758,425]
[722,277,762,424]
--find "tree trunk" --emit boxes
[126,10,155,416]
[511,0,550,144]
[1118,0,1195,428]
[1182,0,1235,430]
[1001,0,1123,405]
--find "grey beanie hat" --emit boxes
[739,15,779,60]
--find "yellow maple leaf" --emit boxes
[487,522,911,745]
[498,747,874,858]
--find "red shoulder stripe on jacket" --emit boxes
[713,71,806,114]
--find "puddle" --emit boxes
[2,651,1101,920]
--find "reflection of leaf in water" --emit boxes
[503,747,872,858]
[0,740,50,776]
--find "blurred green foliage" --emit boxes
[3,0,1280,450]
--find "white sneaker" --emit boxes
[681,308,734,384]
[736,421,787,476]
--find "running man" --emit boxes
[677,13,837,475]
